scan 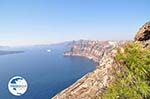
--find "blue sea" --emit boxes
[0,44,96,99]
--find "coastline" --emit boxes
[52,40,125,99]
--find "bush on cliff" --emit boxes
[102,42,150,99]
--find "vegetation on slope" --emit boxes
[102,42,150,99]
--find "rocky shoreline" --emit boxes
[52,40,125,99]
[52,22,150,99]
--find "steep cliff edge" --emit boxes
[52,22,150,99]
[52,40,125,99]
[64,40,124,65]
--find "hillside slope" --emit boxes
[52,22,150,99]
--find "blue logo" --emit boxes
[8,76,28,96]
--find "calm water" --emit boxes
[0,44,96,99]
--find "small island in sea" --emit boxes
[0,50,24,55]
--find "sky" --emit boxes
[0,0,149,46]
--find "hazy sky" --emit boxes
[0,0,149,46]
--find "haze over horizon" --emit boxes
[0,0,149,46]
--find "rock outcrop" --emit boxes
[134,22,150,48]
[52,40,125,99]
[135,22,150,41]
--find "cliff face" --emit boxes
[65,40,118,63]
[52,40,125,99]
[52,22,150,99]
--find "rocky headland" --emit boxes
[52,22,150,99]
[52,40,126,99]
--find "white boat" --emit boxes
[47,49,51,52]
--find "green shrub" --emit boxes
[102,42,150,99]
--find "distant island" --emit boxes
[0,50,24,55]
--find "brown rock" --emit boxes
[134,22,150,41]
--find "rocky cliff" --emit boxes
[52,40,125,99]
[52,22,150,99]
